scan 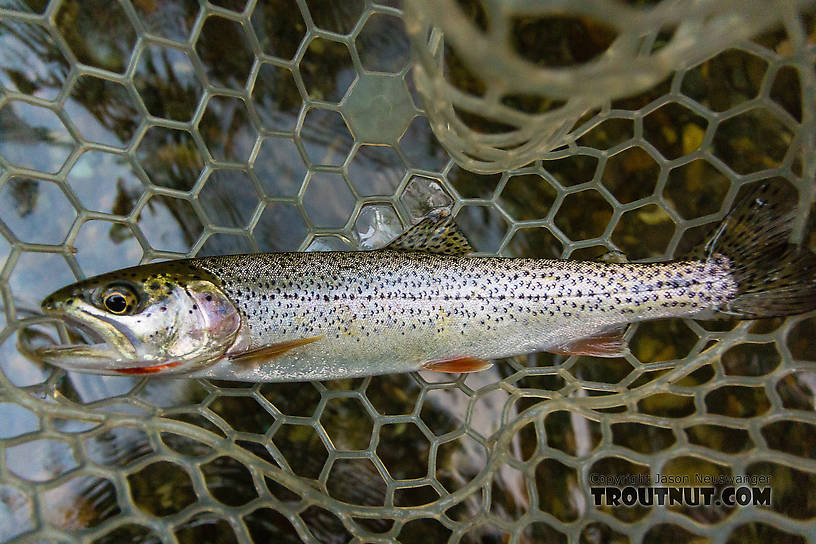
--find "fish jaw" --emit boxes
[31,307,164,375]
[33,343,124,370]
[32,302,139,371]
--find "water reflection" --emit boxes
[0,484,34,541]
[455,204,509,253]
[66,151,144,215]
[84,426,153,467]
[54,0,137,74]
[42,475,121,530]
[0,19,70,100]
[0,101,74,173]
[306,235,352,251]
[60,372,142,405]
[356,12,411,73]
[132,0,199,43]
[253,63,302,132]
[136,194,203,254]
[64,76,140,148]
[8,252,75,309]
[347,144,404,196]
[399,116,449,171]
[300,38,356,102]
[0,401,38,438]
[174,513,239,544]
[199,169,261,229]
[251,0,307,60]
[0,177,76,245]
[299,108,355,166]
[255,202,308,252]
[195,15,254,89]
[6,438,79,481]
[253,136,307,197]
[73,220,140,273]
[302,172,356,227]
[400,176,453,220]
[199,232,255,256]
[199,95,256,163]
[134,45,202,122]
[305,0,364,34]
[0,0,47,13]
[354,204,401,249]
[135,126,205,192]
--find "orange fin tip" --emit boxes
[548,326,629,358]
[231,335,324,364]
[421,356,493,373]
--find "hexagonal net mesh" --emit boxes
[0,0,814,543]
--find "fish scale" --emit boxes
[187,251,735,381]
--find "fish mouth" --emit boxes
[57,314,107,345]
[26,308,135,371]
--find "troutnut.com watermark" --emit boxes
[589,473,771,507]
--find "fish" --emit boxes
[29,182,816,382]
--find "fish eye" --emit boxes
[101,285,139,315]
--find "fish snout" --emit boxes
[41,295,59,313]
[41,288,82,315]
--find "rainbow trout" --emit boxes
[32,183,816,381]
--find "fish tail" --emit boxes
[692,182,816,318]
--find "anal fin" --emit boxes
[547,326,629,358]
[421,356,493,373]
[231,335,324,364]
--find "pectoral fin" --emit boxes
[421,356,493,373]
[548,326,629,357]
[230,335,324,364]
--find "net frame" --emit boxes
[0,1,814,543]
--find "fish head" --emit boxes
[35,261,241,375]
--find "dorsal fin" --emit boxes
[385,209,473,256]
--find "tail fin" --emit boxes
[692,182,816,318]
